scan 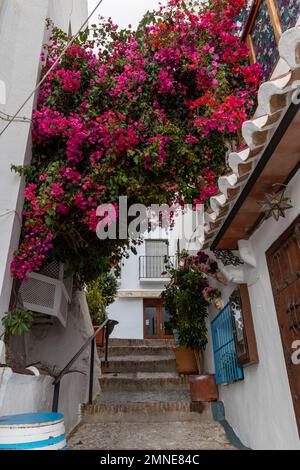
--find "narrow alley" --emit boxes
[68,340,235,450]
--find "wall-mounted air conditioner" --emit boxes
[19,261,73,327]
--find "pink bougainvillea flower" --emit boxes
[11,0,262,281]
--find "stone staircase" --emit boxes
[81,338,211,423]
[69,339,236,449]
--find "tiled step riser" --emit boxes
[99,346,175,357]
[100,378,189,392]
[107,339,176,347]
[102,359,177,374]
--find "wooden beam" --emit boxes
[266,0,282,43]
[245,34,256,64]
[242,0,262,41]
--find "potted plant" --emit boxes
[86,273,118,346]
[161,251,221,401]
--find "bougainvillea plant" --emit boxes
[11,0,261,284]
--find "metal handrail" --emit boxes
[52,318,109,412]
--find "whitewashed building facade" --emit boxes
[200,8,300,450]
[107,199,204,339]
[0,0,88,324]
[108,228,179,340]
[0,0,100,434]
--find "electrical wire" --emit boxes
[0,209,22,224]
[0,110,32,124]
[0,0,104,138]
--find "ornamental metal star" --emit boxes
[259,189,293,221]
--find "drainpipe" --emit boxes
[0,79,6,104]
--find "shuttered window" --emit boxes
[211,303,244,385]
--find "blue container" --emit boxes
[0,412,67,450]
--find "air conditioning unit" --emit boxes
[19,261,73,327]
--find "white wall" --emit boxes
[0,0,88,326]
[107,226,179,339]
[0,0,94,434]
[0,367,89,434]
[0,0,50,328]
[48,0,88,34]
[118,226,179,291]
[108,298,144,339]
[205,171,300,449]
[5,290,100,433]
[0,368,53,417]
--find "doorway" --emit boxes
[143,299,173,339]
[266,215,300,436]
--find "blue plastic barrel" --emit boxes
[0,412,67,450]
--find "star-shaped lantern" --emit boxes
[259,187,293,221]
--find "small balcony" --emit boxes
[241,0,300,80]
[139,256,177,280]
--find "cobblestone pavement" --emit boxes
[68,421,236,450]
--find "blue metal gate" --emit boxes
[211,303,243,385]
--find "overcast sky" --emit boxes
[88,0,166,30]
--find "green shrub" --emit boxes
[162,251,221,351]
[86,273,118,325]
[2,308,33,337]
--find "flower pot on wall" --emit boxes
[189,374,219,402]
[173,346,198,375]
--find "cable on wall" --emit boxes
[0,0,105,139]
[0,111,32,124]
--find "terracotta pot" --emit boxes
[189,374,219,402]
[94,326,105,347]
[173,346,198,375]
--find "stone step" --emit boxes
[101,355,177,374]
[81,401,210,423]
[99,345,175,357]
[95,390,191,403]
[100,372,189,392]
[81,390,212,423]
[107,338,176,347]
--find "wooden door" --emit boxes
[143,299,173,339]
[266,215,300,435]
